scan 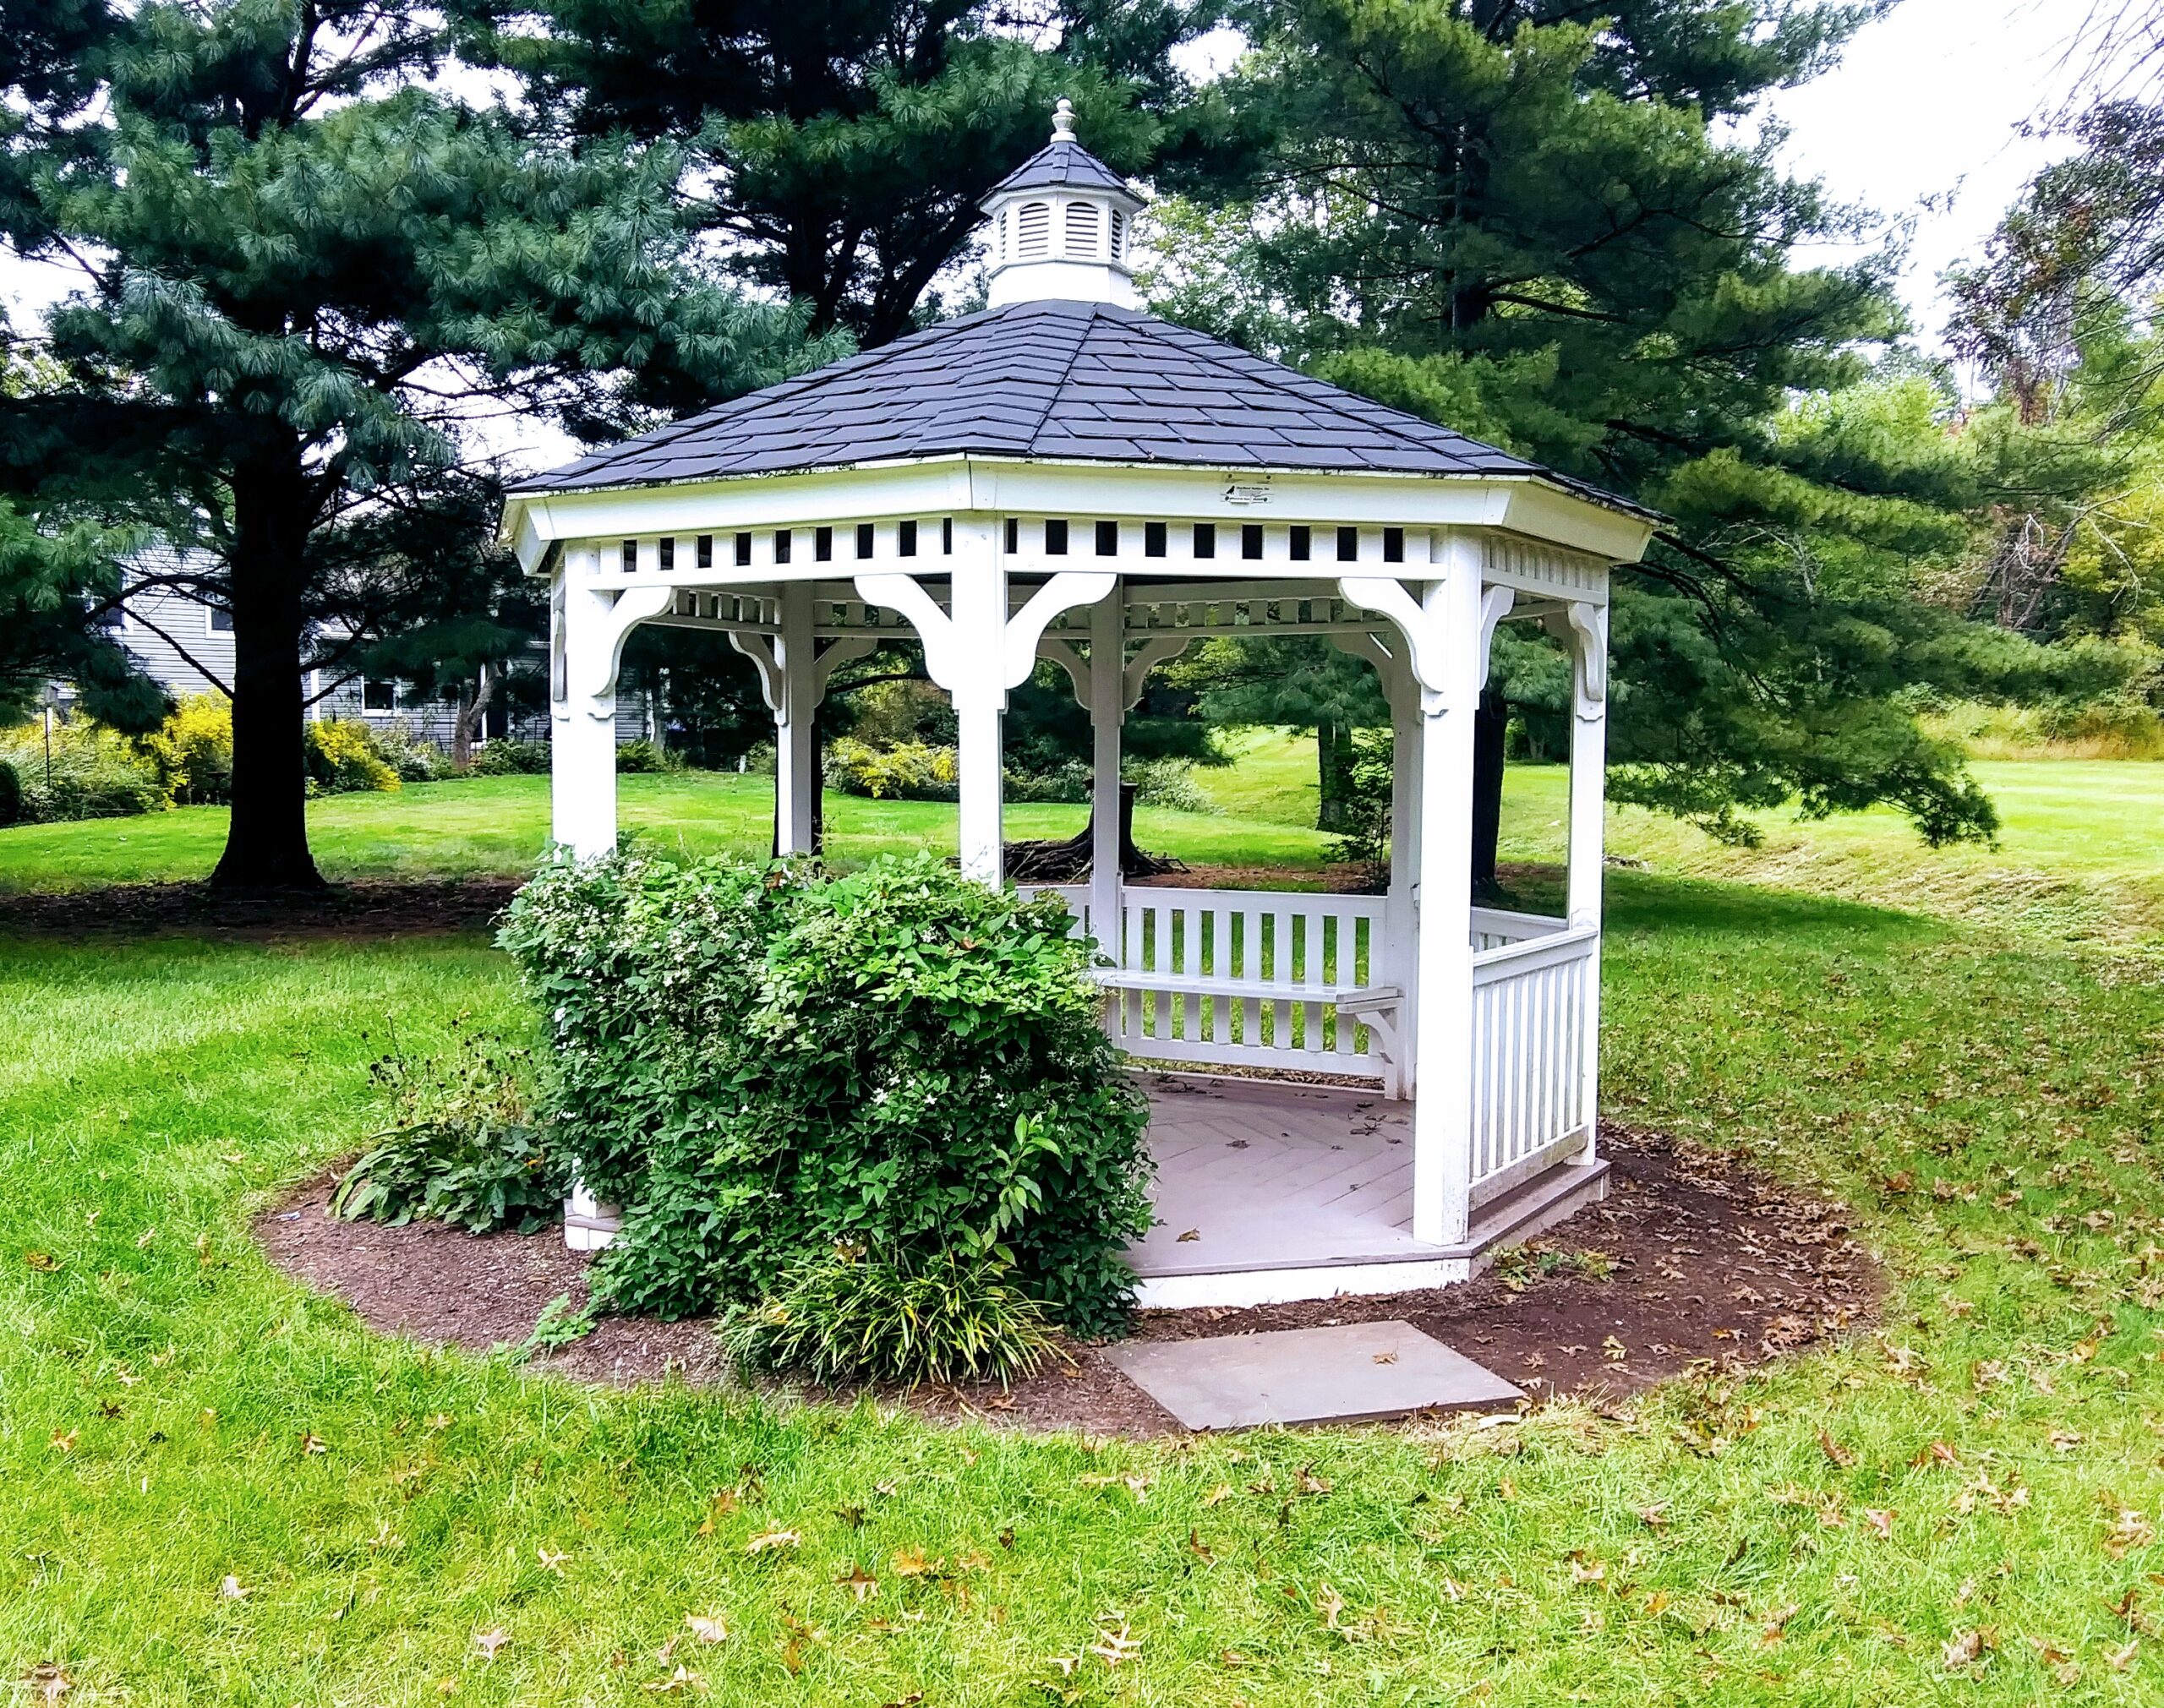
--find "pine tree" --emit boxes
[1170,0,2012,859]
[0,0,824,887]
[462,0,1205,347]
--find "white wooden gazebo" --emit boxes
[503,104,1657,1307]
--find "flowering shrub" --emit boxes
[139,693,234,805]
[0,717,163,821]
[499,850,1153,1340]
[823,736,959,800]
[303,719,401,794]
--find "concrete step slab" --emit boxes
[1104,1320,1523,1429]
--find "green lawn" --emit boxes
[6,872,2164,1702]
[6,751,2164,1700]
[0,772,1337,894]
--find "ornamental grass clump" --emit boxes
[499,850,1154,1362]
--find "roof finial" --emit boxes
[1051,96,1076,142]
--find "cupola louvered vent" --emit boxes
[1108,208,1125,259]
[1016,201,1051,259]
[1064,201,1100,256]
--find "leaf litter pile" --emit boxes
[259,1123,1877,1434]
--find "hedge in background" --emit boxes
[499,850,1153,1339]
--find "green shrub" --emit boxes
[470,739,551,775]
[330,1029,566,1234]
[303,719,401,794]
[138,693,234,805]
[615,738,673,773]
[366,720,448,783]
[1124,756,1207,812]
[1005,757,1090,803]
[499,851,1153,1337]
[0,717,163,821]
[721,1244,1055,1386]
[0,759,19,827]
[823,736,959,799]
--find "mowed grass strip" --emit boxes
[5,871,2164,1703]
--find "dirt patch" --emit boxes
[1,880,517,940]
[257,1125,1878,1435]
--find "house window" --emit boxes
[898,519,917,557]
[1289,525,1310,563]
[209,606,234,633]
[774,529,792,564]
[735,532,752,567]
[658,536,675,571]
[1384,527,1405,564]
[363,679,396,714]
[697,534,713,569]
[1336,526,1359,562]
[95,603,125,633]
[943,517,954,554]
[1004,517,1019,553]
[816,527,833,562]
[1095,520,1118,556]
[1016,201,1051,258]
[621,539,637,573]
[1193,522,1216,559]
[1045,519,1068,555]
[1242,524,1264,560]
[1145,521,1167,558]
[1064,202,1101,258]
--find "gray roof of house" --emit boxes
[986,138,1136,199]
[510,299,1651,518]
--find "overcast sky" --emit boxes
[0,0,2119,473]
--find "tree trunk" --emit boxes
[1471,686,1508,902]
[1005,781,1183,882]
[451,668,494,771]
[211,445,324,891]
[1315,716,1357,830]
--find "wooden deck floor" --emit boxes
[1130,1074,1430,1277]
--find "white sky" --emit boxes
[0,0,2123,473]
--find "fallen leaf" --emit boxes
[1862,1509,1895,1541]
[300,1432,328,1456]
[1817,1429,1855,1470]
[473,1629,511,1661]
[745,1530,800,1555]
[1187,1529,1216,1564]
[2107,1638,2139,1672]
[1201,1483,1235,1508]
[218,1574,249,1601]
[891,1547,934,1577]
[49,1430,77,1454]
[838,1566,878,1602]
[1942,1628,1994,1671]
[1176,1228,1200,1243]
[643,1664,706,1694]
[1372,1351,1398,1365]
[684,1614,728,1645]
[23,1251,59,1273]
[536,1547,568,1573]
[22,1664,71,1703]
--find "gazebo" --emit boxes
[502,103,1657,1307]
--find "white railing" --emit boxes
[1046,884,1393,1075]
[1469,925,1598,1205]
[1470,905,1570,953]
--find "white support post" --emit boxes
[1385,661,1422,1100]
[1554,599,1609,1163]
[1088,580,1124,954]
[775,581,819,855]
[1342,543,1481,1246]
[949,520,1008,882]
[549,549,669,859]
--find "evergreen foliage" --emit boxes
[0,0,828,888]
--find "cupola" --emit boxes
[981,99,1145,309]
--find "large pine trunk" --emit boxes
[211,448,325,891]
[1470,686,1508,900]
[1315,715,1357,829]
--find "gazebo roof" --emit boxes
[986,134,1136,199]
[511,298,1651,519]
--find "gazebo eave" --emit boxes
[503,452,1657,576]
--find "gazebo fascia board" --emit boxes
[505,454,1656,575]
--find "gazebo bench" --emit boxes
[1088,967,1407,1089]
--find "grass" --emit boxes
[6,877,2164,1702]
[0,772,1336,893]
[5,745,2164,1701]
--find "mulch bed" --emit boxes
[258,1123,1879,1436]
[2,880,518,939]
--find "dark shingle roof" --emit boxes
[510,300,1648,517]
[986,138,1135,199]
